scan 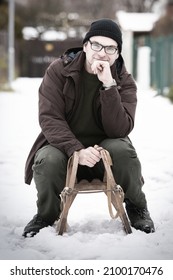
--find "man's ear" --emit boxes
[83,42,88,53]
[115,52,119,60]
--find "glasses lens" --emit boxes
[91,42,102,51]
[105,46,117,54]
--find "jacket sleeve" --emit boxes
[38,59,84,157]
[99,68,137,138]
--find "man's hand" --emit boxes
[91,60,113,85]
[78,146,102,167]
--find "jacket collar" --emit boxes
[61,49,85,77]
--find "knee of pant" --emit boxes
[101,138,137,162]
[44,152,65,167]
[33,146,68,176]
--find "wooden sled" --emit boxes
[57,149,132,235]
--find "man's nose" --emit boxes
[98,47,106,56]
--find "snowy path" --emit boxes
[0,78,173,260]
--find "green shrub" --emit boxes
[0,55,8,88]
[167,86,173,103]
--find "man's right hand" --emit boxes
[78,146,102,167]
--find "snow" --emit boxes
[40,30,67,41]
[116,11,159,32]
[22,27,39,40]
[0,78,173,261]
[22,27,67,41]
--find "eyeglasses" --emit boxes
[88,39,118,55]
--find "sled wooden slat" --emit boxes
[57,149,132,235]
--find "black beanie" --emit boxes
[83,18,122,53]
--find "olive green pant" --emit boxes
[32,138,147,224]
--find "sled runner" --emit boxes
[57,149,132,235]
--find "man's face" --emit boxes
[83,36,119,74]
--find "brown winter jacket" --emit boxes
[25,48,137,185]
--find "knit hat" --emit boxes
[83,18,122,53]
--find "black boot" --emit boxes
[22,214,51,238]
[125,199,155,233]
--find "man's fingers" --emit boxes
[94,144,103,152]
[78,146,101,167]
[89,147,101,160]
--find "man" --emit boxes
[23,19,155,237]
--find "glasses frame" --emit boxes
[88,39,118,55]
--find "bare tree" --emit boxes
[15,0,161,33]
[152,0,173,35]
[114,0,160,12]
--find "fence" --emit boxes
[150,35,173,94]
[133,34,173,95]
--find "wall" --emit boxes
[16,38,82,77]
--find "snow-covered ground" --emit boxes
[0,78,173,261]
